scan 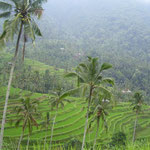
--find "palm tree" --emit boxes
[0,0,46,148]
[14,96,40,150]
[65,56,114,150]
[131,92,143,143]
[40,112,51,150]
[48,87,73,150]
[89,92,112,150]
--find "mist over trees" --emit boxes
[23,0,150,100]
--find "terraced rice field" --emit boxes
[1,87,150,149]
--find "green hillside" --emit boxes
[0,87,150,149]
[0,52,65,75]
[1,52,150,149]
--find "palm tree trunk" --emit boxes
[132,112,138,143]
[81,86,93,150]
[43,127,48,150]
[93,117,100,150]
[17,129,25,150]
[49,110,57,150]
[26,134,30,150]
[22,34,26,61]
[0,22,23,150]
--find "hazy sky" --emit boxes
[140,0,150,3]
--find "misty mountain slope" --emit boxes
[1,0,150,96]
[30,0,150,62]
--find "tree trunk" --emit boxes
[81,86,93,150]
[0,22,23,150]
[93,117,100,150]
[26,135,30,150]
[17,129,25,150]
[22,34,26,61]
[43,127,48,150]
[49,110,57,150]
[132,112,138,143]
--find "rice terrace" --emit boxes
[1,0,150,149]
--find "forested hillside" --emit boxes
[4,0,150,100]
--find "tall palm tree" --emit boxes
[0,0,46,148]
[48,87,73,150]
[65,56,114,150]
[131,92,143,143]
[40,112,51,150]
[89,92,112,150]
[14,96,40,150]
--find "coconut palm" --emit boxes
[0,0,46,148]
[40,112,51,150]
[48,87,73,150]
[131,92,143,143]
[65,56,114,150]
[89,92,113,150]
[14,96,40,150]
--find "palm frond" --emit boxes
[79,63,89,71]
[82,84,88,97]
[97,86,112,98]
[15,118,22,127]
[30,116,38,127]
[31,0,47,7]
[0,38,5,50]
[87,56,92,61]
[0,30,6,40]
[91,57,98,71]
[100,63,112,72]
[29,0,46,18]
[0,11,11,18]
[94,104,103,114]
[102,114,108,132]
[102,78,114,86]
[59,87,82,100]
[9,0,21,8]
[2,13,21,40]
[0,1,12,10]
[32,20,42,36]
[25,19,35,41]
[65,72,78,78]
